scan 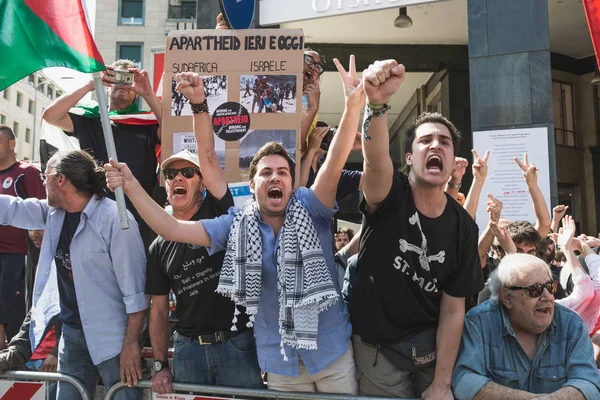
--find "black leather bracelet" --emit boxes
[190,99,209,114]
[362,103,391,142]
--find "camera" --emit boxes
[113,69,134,85]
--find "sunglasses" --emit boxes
[39,171,58,182]
[163,167,200,180]
[504,280,558,298]
[304,54,324,76]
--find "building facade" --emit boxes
[0,72,64,162]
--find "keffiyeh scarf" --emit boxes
[216,194,339,360]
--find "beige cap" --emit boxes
[161,150,201,171]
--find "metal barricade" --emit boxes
[105,380,417,400]
[0,370,92,400]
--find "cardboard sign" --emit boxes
[162,29,304,200]
[0,381,46,400]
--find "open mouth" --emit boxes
[534,307,552,315]
[267,187,283,200]
[426,155,443,172]
[173,185,187,196]
[304,70,313,83]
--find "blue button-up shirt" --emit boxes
[0,194,149,365]
[452,300,600,400]
[201,187,352,376]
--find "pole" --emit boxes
[31,86,37,160]
[92,72,130,230]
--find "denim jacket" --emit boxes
[452,300,600,400]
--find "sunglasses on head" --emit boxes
[163,167,200,180]
[304,54,324,75]
[504,280,558,298]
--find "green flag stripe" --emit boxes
[0,0,104,91]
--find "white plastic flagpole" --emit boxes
[92,72,130,230]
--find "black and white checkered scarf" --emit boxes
[216,193,339,360]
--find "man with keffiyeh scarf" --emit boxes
[104,55,379,394]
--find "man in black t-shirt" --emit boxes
[353,61,483,399]
[147,71,263,396]
[42,59,163,249]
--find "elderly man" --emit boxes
[452,253,600,400]
[0,150,148,400]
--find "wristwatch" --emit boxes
[152,360,169,373]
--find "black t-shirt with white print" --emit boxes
[145,189,250,337]
[351,173,484,344]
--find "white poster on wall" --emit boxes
[472,127,552,233]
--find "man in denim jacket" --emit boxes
[452,254,600,400]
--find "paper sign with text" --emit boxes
[473,127,552,232]
[152,393,236,400]
[162,29,304,192]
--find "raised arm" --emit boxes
[312,55,365,208]
[129,67,163,140]
[555,217,593,313]
[361,60,405,213]
[300,82,320,152]
[514,153,551,237]
[445,157,468,201]
[551,205,569,234]
[478,194,503,267]
[174,72,227,199]
[42,82,95,133]
[104,160,211,247]
[464,149,490,219]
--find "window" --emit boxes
[1,89,9,100]
[28,100,34,114]
[56,90,63,98]
[28,74,35,84]
[0,114,6,124]
[25,128,31,143]
[552,81,576,147]
[168,0,196,19]
[117,43,143,67]
[13,121,19,137]
[47,84,54,100]
[37,78,45,93]
[120,0,144,25]
[16,92,23,107]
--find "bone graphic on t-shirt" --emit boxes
[398,212,445,272]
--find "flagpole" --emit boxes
[92,72,130,230]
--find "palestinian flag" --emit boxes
[583,0,600,67]
[0,0,105,91]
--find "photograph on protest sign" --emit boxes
[239,129,296,169]
[172,131,226,169]
[171,75,228,116]
[240,75,297,113]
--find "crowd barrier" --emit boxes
[105,380,418,400]
[0,370,91,400]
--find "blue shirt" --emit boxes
[452,300,600,400]
[201,187,352,376]
[0,194,149,365]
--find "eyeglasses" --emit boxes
[304,54,324,76]
[39,172,57,182]
[504,280,558,298]
[163,167,200,180]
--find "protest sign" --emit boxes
[162,29,304,206]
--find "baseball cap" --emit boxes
[161,150,201,171]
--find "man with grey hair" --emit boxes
[0,149,148,400]
[452,253,600,400]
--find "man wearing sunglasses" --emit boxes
[144,78,263,393]
[453,253,600,399]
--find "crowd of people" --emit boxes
[1,18,600,400]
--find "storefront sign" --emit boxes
[473,127,552,232]
[259,0,442,25]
